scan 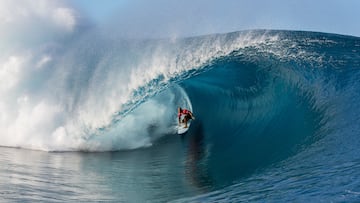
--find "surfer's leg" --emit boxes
[184,115,190,128]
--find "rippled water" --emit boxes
[0,133,207,202]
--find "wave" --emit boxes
[0,29,359,155]
[0,24,274,151]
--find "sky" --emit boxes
[72,0,360,38]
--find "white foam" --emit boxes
[0,1,281,151]
[0,56,24,92]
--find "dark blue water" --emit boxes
[1,30,360,202]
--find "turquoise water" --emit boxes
[1,30,360,202]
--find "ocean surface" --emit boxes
[1,30,360,202]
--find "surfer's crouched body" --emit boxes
[178,107,195,128]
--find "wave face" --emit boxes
[175,31,360,201]
[1,28,360,200]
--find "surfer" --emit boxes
[178,107,195,128]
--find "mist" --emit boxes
[77,0,360,39]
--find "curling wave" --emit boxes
[1,29,359,157]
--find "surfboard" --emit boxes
[177,121,191,134]
[177,114,191,134]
